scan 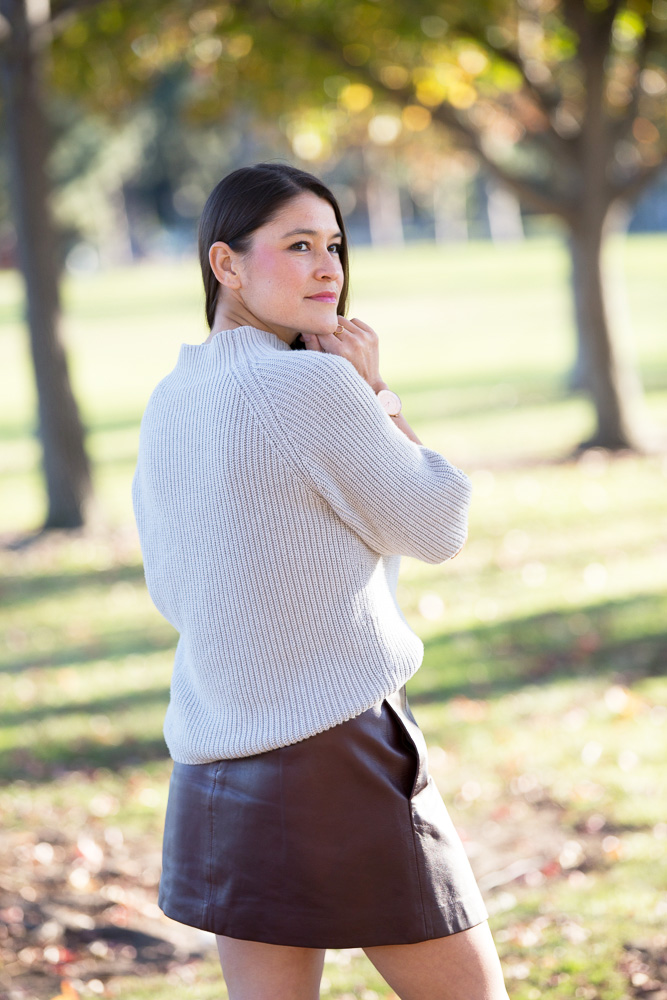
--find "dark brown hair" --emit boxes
[198,162,350,349]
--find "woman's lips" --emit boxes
[307,293,337,302]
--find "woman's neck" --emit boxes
[207,301,299,347]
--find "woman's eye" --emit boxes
[289,241,342,253]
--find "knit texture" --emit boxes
[131,325,472,763]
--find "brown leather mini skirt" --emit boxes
[158,684,489,948]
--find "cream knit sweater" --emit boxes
[131,325,471,763]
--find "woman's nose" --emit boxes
[313,251,341,280]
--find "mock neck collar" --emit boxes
[178,325,294,366]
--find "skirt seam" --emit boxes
[406,795,430,940]
[203,762,222,928]
[384,696,431,939]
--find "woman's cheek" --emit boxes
[251,247,284,285]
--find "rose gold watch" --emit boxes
[376,388,402,417]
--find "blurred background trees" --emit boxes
[1,0,666,529]
[1,0,94,530]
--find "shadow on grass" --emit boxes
[0,413,142,444]
[3,735,171,783]
[0,684,170,728]
[410,591,667,705]
[0,562,145,608]
[0,627,176,675]
[398,369,667,415]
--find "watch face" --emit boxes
[377,389,402,416]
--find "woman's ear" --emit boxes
[209,242,242,289]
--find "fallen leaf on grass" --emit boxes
[604,684,652,718]
[620,939,667,997]
[450,696,488,721]
[539,859,561,879]
[49,980,79,1000]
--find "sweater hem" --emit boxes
[165,672,423,765]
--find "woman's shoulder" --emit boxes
[244,345,371,409]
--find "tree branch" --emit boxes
[428,102,573,219]
[0,14,12,52]
[249,2,575,220]
[456,21,561,114]
[612,155,667,204]
[561,0,621,179]
[451,22,577,169]
[49,0,105,33]
[611,24,663,144]
[561,0,621,47]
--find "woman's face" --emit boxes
[234,192,345,339]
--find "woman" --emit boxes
[132,162,508,1000]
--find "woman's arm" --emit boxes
[302,315,424,445]
[243,349,471,564]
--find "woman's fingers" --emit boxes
[343,316,376,335]
[304,318,381,387]
[302,333,324,352]
[313,330,346,355]
[307,317,372,345]
[336,316,362,335]
[336,316,378,345]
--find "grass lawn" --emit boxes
[0,234,666,999]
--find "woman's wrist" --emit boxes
[368,377,420,442]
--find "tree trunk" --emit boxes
[364,148,404,247]
[567,207,647,450]
[433,176,469,243]
[485,177,524,242]
[564,7,648,452]
[0,0,92,529]
[567,201,631,392]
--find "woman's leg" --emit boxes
[216,935,326,1000]
[363,920,509,1000]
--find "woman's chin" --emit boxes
[301,316,338,338]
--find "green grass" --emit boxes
[0,234,666,999]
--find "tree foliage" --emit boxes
[48,1,667,211]
[2,0,666,536]
[47,0,665,449]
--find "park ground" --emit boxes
[0,235,666,999]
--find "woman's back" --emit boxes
[132,324,471,764]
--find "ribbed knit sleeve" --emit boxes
[242,351,472,564]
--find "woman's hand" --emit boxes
[301,316,386,392]
[303,315,422,444]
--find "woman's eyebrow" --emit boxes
[281,228,343,239]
